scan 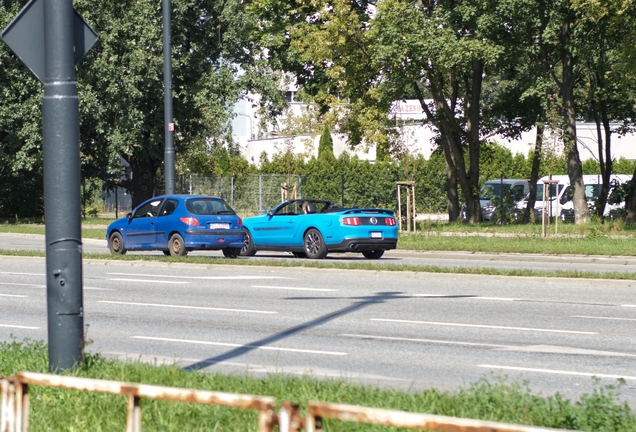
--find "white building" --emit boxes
[231,97,636,165]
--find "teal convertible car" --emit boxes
[240,199,398,259]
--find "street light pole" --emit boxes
[43,0,84,371]
[163,0,175,194]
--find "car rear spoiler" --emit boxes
[342,208,395,215]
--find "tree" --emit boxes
[0,1,46,217]
[73,0,282,207]
[250,0,565,223]
[317,125,334,160]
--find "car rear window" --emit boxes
[186,198,236,215]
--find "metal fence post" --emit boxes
[231,176,234,207]
[341,174,344,207]
[126,395,141,432]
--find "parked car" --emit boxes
[558,174,632,222]
[461,179,529,222]
[106,195,245,258]
[240,199,398,259]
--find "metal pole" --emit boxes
[43,0,84,371]
[341,174,344,207]
[163,0,175,194]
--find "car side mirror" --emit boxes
[267,210,274,217]
[126,212,133,220]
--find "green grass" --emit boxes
[398,232,636,256]
[1,339,634,431]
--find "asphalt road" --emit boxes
[3,232,636,274]
[1,253,635,407]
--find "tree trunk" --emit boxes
[523,123,543,223]
[597,106,612,219]
[445,158,460,222]
[625,168,636,224]
[561,9,587,224]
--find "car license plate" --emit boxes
[370,232,382,239]
[209,223,230,229]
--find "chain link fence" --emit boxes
[103,172,447,218]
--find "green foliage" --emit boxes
[2,340,635,431]
[317,125,334,160]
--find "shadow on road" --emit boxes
[182,291,419,371]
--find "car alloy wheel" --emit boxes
[240,228,256,256]
[304,229,327,259]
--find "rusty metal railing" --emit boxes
[1,372,276,432]
[2,372,578,432]
[303,401,573,432]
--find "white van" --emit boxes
[531,174,631,220]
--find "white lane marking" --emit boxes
[371,318,597,334]
[479,365,636,381]
[573,315,636,322]
[0,282,111,291]
[252,285,336,292]
[97,300,276,314]
[621,304,636,308]
[0,324,39,329]
[109,278,189,285]
[133,336,346,356]
[0,272,43,276]
[472,296,516,301]
[0,294,28,298]
[107,272,292,280]
[341,333,507,348]
[84,286,114,291]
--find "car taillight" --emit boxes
[385,217,396,226]
[342,217,360,226]
[180,217,199,226]
[237,217,243,227]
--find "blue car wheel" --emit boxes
[304,229,327,259]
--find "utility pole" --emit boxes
[163,0,175,194]
[42,0,84,371]
[2,0,98,371]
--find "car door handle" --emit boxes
[288,221,295,224]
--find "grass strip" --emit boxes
[1,249,636,282]
[1,339,634,431]
[4,225,636,256]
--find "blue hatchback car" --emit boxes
[240,199,398,259]
[106,195,245,258]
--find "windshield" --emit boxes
[480,183,526,201]
[480,184,506,200]
[535,183,564,201]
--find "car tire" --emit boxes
[292,252,307,258]
[108,232,126,255]
[222,247,241,259]
[162,250,171,256]
[304,229,327,259]
[168,233,187,257]
[362,250,384,259]
[240,228,256,256]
